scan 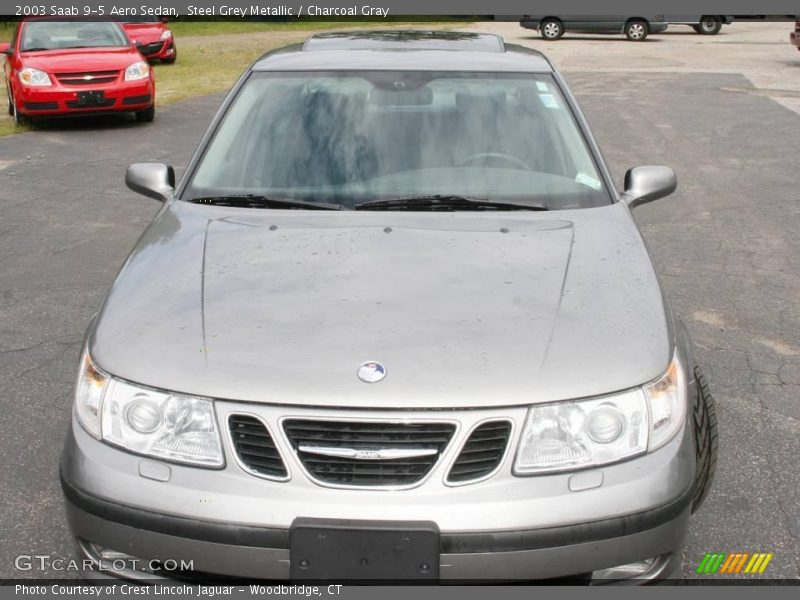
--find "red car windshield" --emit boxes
[20,21,129,52]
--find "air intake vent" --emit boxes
[447,421,512,483]
[229,415,288,479]
[283,420,456,487]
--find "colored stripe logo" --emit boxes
[696,552,773,574]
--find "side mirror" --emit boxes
[0,42,12,56]
[125,162,175,202]
[622,166,677,208]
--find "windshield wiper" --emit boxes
[188,195,342,211]
[354,195,548,212]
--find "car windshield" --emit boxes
[186,71,612,209]
[20,20,128,51]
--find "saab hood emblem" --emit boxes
[357,361,386,383]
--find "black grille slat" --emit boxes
[229,415,287,479]
[25,101,58,110]
[65,99,115,109]
[137,41,165,55]
[284,420,455,486]
[447,421,511,483]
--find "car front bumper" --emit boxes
[60,398,695,583]
[137,38,176,61]
[16,78,154,117]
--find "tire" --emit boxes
[691,366,718,514]
[135,104,155,123]
[6,88,13,116]
[692,24,703,33]
[697,16,722,35]
[162,56,176,65]
[625,19,650,41]
[11,92,29,125]
[540,18,564,41]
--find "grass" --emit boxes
[0,18,472,136]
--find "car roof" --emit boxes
[251,30,554,73]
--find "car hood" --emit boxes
[91,202,672,409]
[22,47,141,73]
[122,24,166,44]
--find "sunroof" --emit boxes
[303,31,506,53]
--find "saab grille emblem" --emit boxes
[357,361,386,383]
[82,75,95,81]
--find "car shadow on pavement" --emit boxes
[23,113,149,132]
[520,35,665,42]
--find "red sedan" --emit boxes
[121,16,176,64]
[1,18,155,124]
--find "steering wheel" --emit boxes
[457,152,532,171]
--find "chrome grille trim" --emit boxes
[280,416,460,490]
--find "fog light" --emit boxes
[592,556,659,581]
[86,543,161,578]
[87,543,147,573]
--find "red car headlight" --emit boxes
[124,61,150,82]
[19,67,52,87]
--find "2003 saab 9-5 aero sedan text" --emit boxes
[59,31,718,583]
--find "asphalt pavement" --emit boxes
[1,63,799,579]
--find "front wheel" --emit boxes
[6,87,13,116]
[691,366,719,513]
[697,16,722,35]
[11,93,29,125]
[540,19,564,40]
[135,104,155,123]
[625,20,650,41]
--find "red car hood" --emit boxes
[122,23,166,45]
[21,47,142,73]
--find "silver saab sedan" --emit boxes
[60,30,718,584]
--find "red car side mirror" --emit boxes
[0,42,12,56]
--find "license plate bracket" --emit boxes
[290,518,439,581]
[76,90,105,106]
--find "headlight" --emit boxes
[514,389,647,475]
[124,61,150,81]
[160,30,172,40]
[19,67,51,87]
[514,352,686,475]
[73,349,223,467]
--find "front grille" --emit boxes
[137,41,164,56]
[229,414,288,479]
[65,99,115,109]
[283,419,456,487]
[55,71,119,85]
[447,420,512,483]
[122,95,152,106]
[24,102,58,110]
